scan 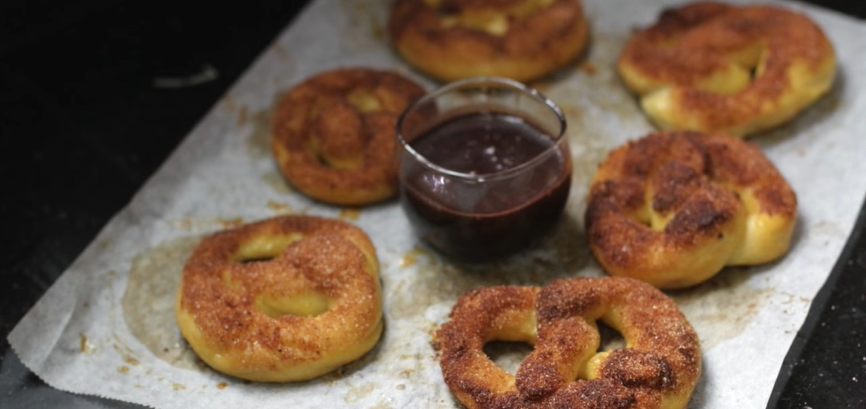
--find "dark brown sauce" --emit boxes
[411,113,553,175]
[401,111,571,261]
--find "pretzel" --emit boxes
[272,68,426,205]
[388,0,589,82]
[618,2,836,137]
[585,131,797,289]
[437,277,701,409]
[175,215,382,382]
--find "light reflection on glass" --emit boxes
[423,173,448,195]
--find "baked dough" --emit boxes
[272,68,426,205]
[618,2,836,137]
[175,215,382,382]
[437,277,701,409]
[389,0,589,82]
[585,131,797,289]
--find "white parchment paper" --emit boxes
[9,0,866,408]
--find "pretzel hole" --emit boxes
[484,341,534,375]
[233,234,304,264]
[597,322,626,352]
[239,256,278,264]
[578,321,627,380]
[256,292,333,318]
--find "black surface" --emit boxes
[768,196,866,408]
[1,1,864,408]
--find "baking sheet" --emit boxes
[8,0,866,408]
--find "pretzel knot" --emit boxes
[272,68,426,206]
[585,131,797,289]
[388,0,589,82]
[176,215,382,382]
[437,278,701,409]
[618,2,836,137]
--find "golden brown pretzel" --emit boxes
[272,68,426,205]
[437,277,701,409]
[175,215,382,382]
[618,2,836,137]
[388,0,589,82]
[585,131,797,289]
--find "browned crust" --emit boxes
[621,2,832,85]
[271,68,426,206]
[437,277,701,409]
[585,131,797,288]
[389,0,589,82]
[618,2,836,134]
[177,215,381,381]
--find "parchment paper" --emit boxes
[9,0,866,408]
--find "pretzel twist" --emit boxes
[618,2,836,137]
[272,68,426,205]
[438,277,701,409]
[389,0,589,82]
[585,131,797,289]
[175,215,382,382]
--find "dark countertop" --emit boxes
[1,1,864,408]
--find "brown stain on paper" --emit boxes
[218,218,245,230]
[246,107,274,161]
[669,268,774,351]
[237,105,249,129]
[222,95,238,115]
[79,334,95,355]
[338,0,388,50]
[339,209,362,221]
[122,236,209,372]
[267,200,295,215]
[345,382,378,404]
[106,269,150,377]
[247,104,295,195]
[369,400,398,409]
[400,248,425,268]
[388,212,590,322]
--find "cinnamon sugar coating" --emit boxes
[272,68,426,205]
[586,131,797,289]
[437,277,701,409]
[389,0,589,82]
[618,2,836,137]
[175,215,382,382]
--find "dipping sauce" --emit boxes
[400,110,571,261]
